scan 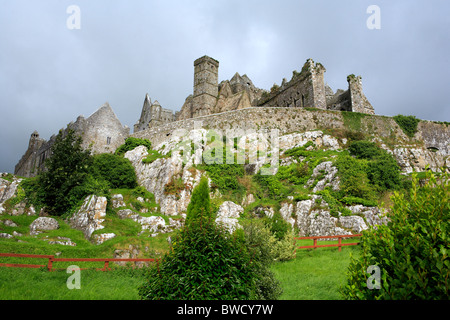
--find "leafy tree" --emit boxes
[39,129,92,216]
[90,153,137,189]
[341,170,449,300]
[115,137,153,156]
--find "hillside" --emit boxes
[1,109,448,261]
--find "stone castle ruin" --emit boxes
[15,55,376,177]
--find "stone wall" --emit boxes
[132,106,450,172]
[257,59,326,109]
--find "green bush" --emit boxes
[198,163,245,194]
[253,173,289,200]
[185,176,211,226]
[138,180,266,300]
[340,196,377,207]
[142,149,167,164]
[393,114,421,138]
[264,212,292,241]
[342,170,450,299]
[138,217,258,300]
[366,153,402,191]
[334,154,376,201]
[90,153,138,189]
[115,137,152,156]
[348,141,383,160]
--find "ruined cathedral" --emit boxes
[15,56,374,177]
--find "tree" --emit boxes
[90,153,137,189]
[39,128,92,216]
[341,170,450,299]
[138,177,260,300]
[185,176,212,226]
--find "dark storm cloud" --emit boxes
[1,0,449,173]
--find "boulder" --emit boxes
[307,161,340,193]
[30,217,60,235]
[338,216,368,233]
[0,233,13,239]
[279,202,295,228]
[111,194,126,208]
[0,177,22,214]
[69,195,107,239]
[216,201,244,219]
[215,201,244,233]
[92,233,116,245]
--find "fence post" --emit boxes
[313,238,317,250]
[47,256,54,272]
[103,260,110,271]
[338,237,342,252]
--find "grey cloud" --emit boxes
[1,0,449,173]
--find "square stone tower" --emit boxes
[192,55,219,117]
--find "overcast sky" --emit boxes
[1,0,449,173]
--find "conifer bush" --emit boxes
[138,176,282,300]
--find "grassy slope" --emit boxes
[271,245,361,300]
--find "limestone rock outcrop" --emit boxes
[69,195,108,239]
[215,201,244,233]
[125,145,204,216]
[29,217,60,235]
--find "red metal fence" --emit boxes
[0,253,158,271]
[294,234,362,252]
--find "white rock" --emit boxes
[216,201,244,219]
[69,195,107,239]
[92,233,116,245]
[30,217,60,235]
[0,233,13,239]
[279,202,295,228]
[338,216,368,233]
[111,194,126,208]
[307,161,340,192]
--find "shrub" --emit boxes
[393,114,421,138]
[198,163,245,194]
[90,153,138,189]
[185,176,211,226]
[142,149,167,164]
[115,137,152,156]
[253,173,289,200]
[340,196,377,207]
[334,154,376,200]
[341,170,450,299]
[138,217,258,300]
[138,180,266,300]
[366,153,402,191]
[348,141,383,160]
[264,212,292,241]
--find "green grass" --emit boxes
[0,267,146,300]
[271,244,361,300]
[0,241,360,300]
